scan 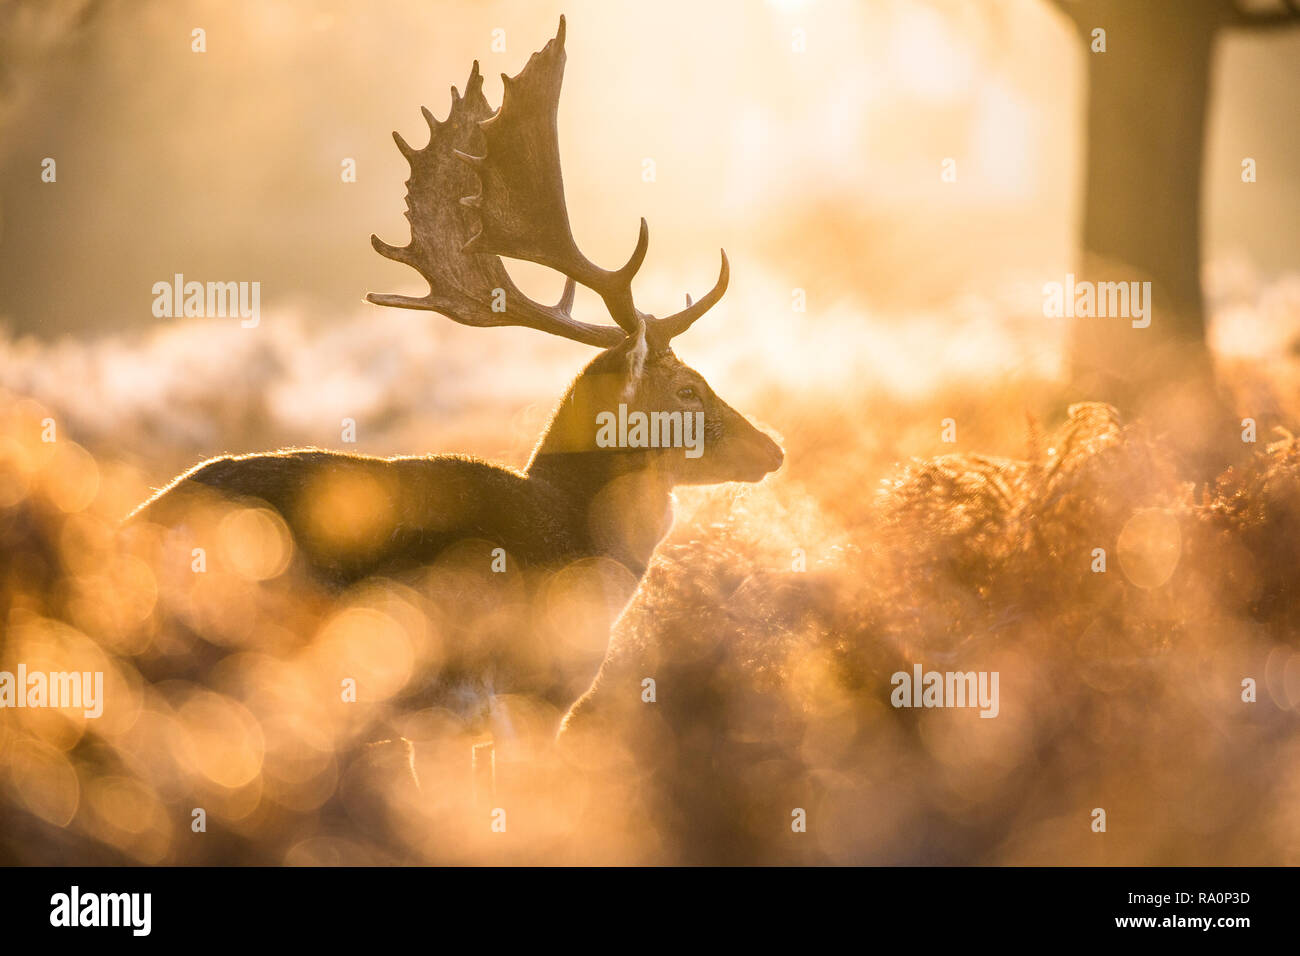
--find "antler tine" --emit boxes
[366,55,626,350]
[645,250,730,349]
[456,15,648,335]
[366,263,620,348]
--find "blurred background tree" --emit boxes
[1045,0,1300,471]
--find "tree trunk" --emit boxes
[1067,0,1221,403]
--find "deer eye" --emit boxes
[676,386,697,401]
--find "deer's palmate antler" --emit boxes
[367,15,728,351]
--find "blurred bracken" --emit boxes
[4,300,1300,863]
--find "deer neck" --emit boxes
[526,447,674,578]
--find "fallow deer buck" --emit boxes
[134,17,782,718]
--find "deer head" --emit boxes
[368,17,782,496]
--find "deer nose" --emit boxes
[762,436,785,473]
[748,432,783,474]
